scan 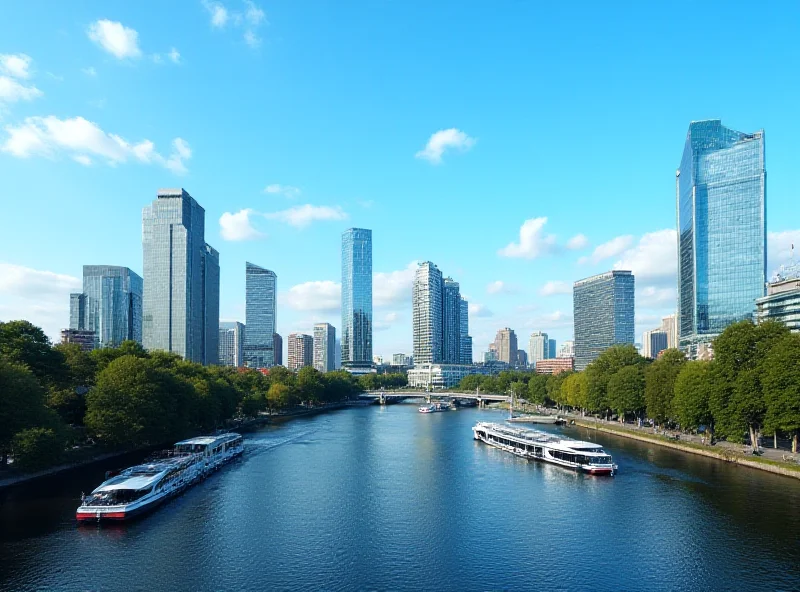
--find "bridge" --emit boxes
[361,390,510,406]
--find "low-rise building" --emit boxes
[755,264,800,333]
[61,329,96,352]
[534,358,574,375]
[407,363,490,389]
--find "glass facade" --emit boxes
[548,339,556,359]
[677,120,766,355]
[219,321,245,367]
[244,262,277,368]
[573,271,635,371]
[412,262,443,364]
[69,293,85,330]
[442,278,461,364]
[341,228,372,368]
[313,323,336,373]
[142,188,219,364]
[459,296,472,364]
[529,331,549,367]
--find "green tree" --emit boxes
[0,359,49,462]
[267,382,294,412]
[47,388,87,426]
[298,366,324,403]
[563,372,588,411]
[673,361,714,432]
[584,345,643,415]
[54,342,97,388]
[644,348,686,426]
[0,320,66,387]
[762,334,800,453]
[90,340,149,373]
[607,365,646,422]
[526,374,549,405]
[547,371,571,408]
[11,427,65,471]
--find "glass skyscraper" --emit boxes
[69,265,142,348]
[573,270,635,371]
[142,188,219,365]
[459,296,472,364]
[219,321,245,367]
[313,323,336,373]
[412,261,443,364]
[442,277,461,364]
[341,228,372,369]
[677,120,766,355]
[244,262,277,368]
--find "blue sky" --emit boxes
[1,1,799,361]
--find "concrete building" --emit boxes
[442,278,462,364]
[244,262,277,368]
[341,228,373,369]
[392,353,412,366]
[60,329,96,352]
[515,350,528,368]
[557,340,575,358]
[528,331,549,367]
[412,262,444,364]
[642,329,668,359]
[142,188,219,364]
[218,321,245,367]
[494,328,518,365]
[534,358,575,375]
[287,333,313,371]
[661,314,678,349]
[273,333,283,366]
[313,323,336,373]
[755,262,800,332]
[407,363,495,390]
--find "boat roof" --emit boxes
[93,468,167,492]
[475,422,606,453]
[175,433,241,447]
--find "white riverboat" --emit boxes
[419,402,451,413]
[76,433,243,523]
[472,422,617,475]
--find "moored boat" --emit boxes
[76,433,243,523]
[472,422,616,475]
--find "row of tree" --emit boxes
[456,320,800,452]
[1,321,406,471]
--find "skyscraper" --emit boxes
[442,277,461,364]
[313,323,336,373]
[494,328,518,364]
[69,265,143,349]
[661,313,678,349]
[412,261,444,364]
[528,331,549,367]
[244,262,277,368]
[341,228,372,369]
[548,339,557,359]
[459,296,472,364]
[677,120,766,356]
[573,270,635,371]
[287,333,313,371]
[273,333,283,366]
[219,321,245,367]
[142,188,219,364]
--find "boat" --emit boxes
[507,415,566,425]
[472,422,617,475]
[418,404,435,413]
[76,433,244,523]
[418,402,451,413]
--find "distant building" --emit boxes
[142,188,219,364]
[69,293,86,331]
[407,363,495,390]
[459,297,472,364]
[483,350,498,363]
[494,328,518,365]
[557,340,575,358]
[642,330,668,359]
[573,270,635,371]
[677,120,766,358]
[313,323,336,373]
[442,278,462,364]
[60,329,96,352]
[341,228,373,370]
[334,338,341,369]
[219,321,245,367]
[661,314,678,349]
[413,262,444,364]
[287,333,313,371]
[535,358,574,375]
[755,262,800,332]
[244,262,277,369]
[529,331,549,367]
[515,350,528,368]
[548,339,556,359]
[392,353,413,366]
[273,333,283,366]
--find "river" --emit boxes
[1,405,799,591]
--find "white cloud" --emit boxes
[73,154,92,166]
[264,183,301,198]
[415,128,476,164]
[0,54,33,79]
[244,0,266,25]
[566,233,589,250]
[521,310,573,331]
[243,30,261,48]
[768,230,800,274]
[612,229,676,283]
[539,280,571,296]
[486,281,505,295]
[0,76,42,103]
[264,204,347,228]
[1,115,191,174]
[87,20,142,59]
[203,0,230,27]
[285,281,341,312]
[168,48,181,64]
[469,303,494,318]
[579,235,634,265]
[203,1,266,48]
[82,66,97,77]
[220,209,264,241]
[498,217,557,259]
[0,263,81,342]
[374,261,418,307]
[637,286,676,309]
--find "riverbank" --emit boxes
[570,417,800,480]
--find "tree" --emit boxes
[298,366,324,403]
[11,428,65,471]
[762,334,800,453]
[0,359,49,462]
[731,368,766,452]
[0,320,66,387]
[562,372,588,412]
[584,345,644,415]
[54,343,97,388]
[546,372,571,408]
[644,348,686,426]
[267,382,293,412]
[47,388,87,426]
[90,340,149,373]
[607,365,646,422]
[526,374,549,405]
[673,361,714,432]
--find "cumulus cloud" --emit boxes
[768,230,800,274]
[498,217,557,259]
[1,115,191,174]
[469,303,493,318]
[82,66,97,77]
[264,204,347,228]
[168,48,181,64]
[612,229,676,283]
[637,285,676,309]
[521,310,573,331]
[285,280,341,312]
[374,261,417,306]
[415,128,476,164]
[0,53,33,79]
[0,75,42,104]
[566,234,589,250]
[203,0,229,27]
[539,280,571,296]
[219,209,264,241]
[203,0,266,48]
[264,184,301,198]
[486,281,505,295]
[580,235,635,265]
[87,20,142,59]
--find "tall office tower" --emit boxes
[442,277,461,364]
[244,262,277,368]
[494,328,518,364]
[412,261,444,364]
[557,340,575,358]
[334,338,341,369]
[142,188,220,364]
[573,270,635,371]
[548,339,556,359]
[287,333,313,371]
[341,228,373,369]
[515,350,528,368]
[273,333,283,366]
[218,321,245,367]
[644,330,668,359]
[69,266,143,349]
[313,323,336,373]
[459,296,472,364]
[677,120,766,357]
[528,331,549,367]
[660,313,678,349]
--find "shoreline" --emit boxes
[570,419,800,481]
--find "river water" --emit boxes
[1,405,799,591]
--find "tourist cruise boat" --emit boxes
[76,433,244,523]
[472,422,616,475]
[419,402,451,413]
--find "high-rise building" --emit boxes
[755,262,800,333]
[459,296,472,364]
[273,333,283,366]
[219,321,245,367]
[528,331,549,367]
[557,340,575,358]
[244,262,277,368]
[142,188,219,364]
[392,353,413,366]
[494,328,518,364]
[573,270,635,371]
[515,350,528,368]
[287,333,313,371]
[69,265,143,349]
[341,228,373,369]
[334,338,341,369]
[677,120,766,357]
[642,328,668,359]
[412,262,444,364]
[548,339,557,359]
[661,314,678,349]
[442,278,461,364]
[313,323,336,373]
